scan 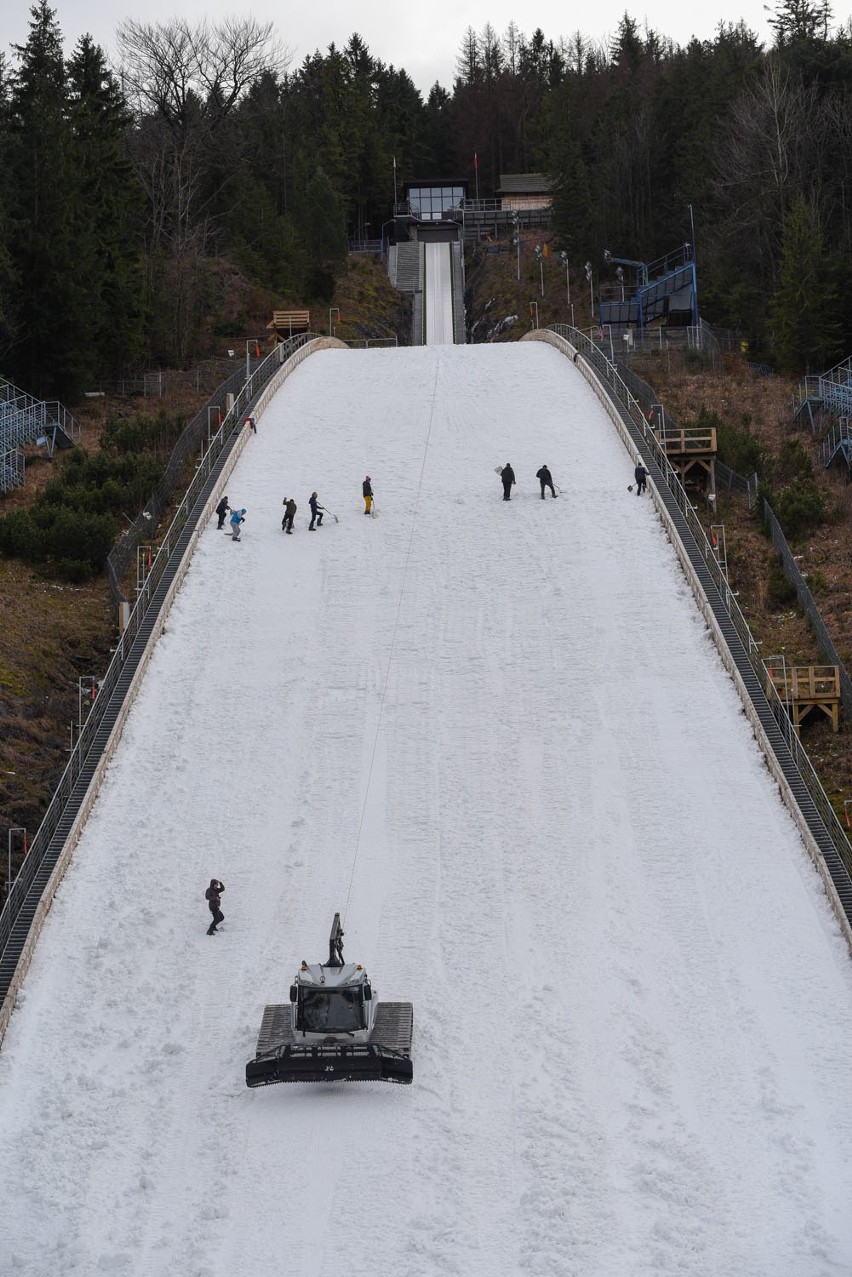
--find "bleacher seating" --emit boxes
[0,379,79,493]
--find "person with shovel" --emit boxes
[500,463,516,501]
[308,492,325,529]
[536,465,557,499]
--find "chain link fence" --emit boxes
[85,359,241,399]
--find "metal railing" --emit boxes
[343,338,399,348]
[0,449,25,493]
[546,322,852,884]
[0,334,317,961]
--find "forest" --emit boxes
[2,0,852,398]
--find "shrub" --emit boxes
[773,478,826,537]
[805,570,828,595]
[766,554,798,610]
[702,407,766,476]
[774,438,814,485]
[100,408,185,457]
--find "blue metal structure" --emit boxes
[598,244,698,333]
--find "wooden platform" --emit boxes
[659,425,717,491]
[267,309,311,339]
[766,664,841,733]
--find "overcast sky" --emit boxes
[3,0,796,94]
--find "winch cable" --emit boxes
[343,356,442,924]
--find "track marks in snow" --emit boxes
[3,346,852,1275]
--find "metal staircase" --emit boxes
[0,378,80,492]
[822,419,852,477]
[599,245,697,332]
[793,356,852,435]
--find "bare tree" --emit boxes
[117,17,288,360]
[118,17,287,131]
[716,60,823,283]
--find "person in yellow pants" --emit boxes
[362,475,373,515]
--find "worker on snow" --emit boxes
[282,497,297,534]
[536,465,557,499]
[634,462,648,496]
[308,492,324,530]
[230,508,246,540]
[500,463,516,501]
[362,476,373,515]
[215,495,230,529]
[205,879,225,934]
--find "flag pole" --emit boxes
[474,152,479,202]
[393,155,397,207]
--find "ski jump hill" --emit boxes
[1,337,852,1275]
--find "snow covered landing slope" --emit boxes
[1,343,852,1277]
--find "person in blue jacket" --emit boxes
[230,508,246,539]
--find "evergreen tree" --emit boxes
[7,1,82,396]
[769,196,841,369]
[297,167,347,299]
[0,54,20,367]
[66,36,145,376]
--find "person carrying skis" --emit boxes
[536,465,557,499]
[500,463,516,501]
[215,495,230,529]
[362,476,373,515]
[634,462,648,496]
[205,878,225,934]
[230,508,246,539]
[282,497,297,534]
[308,492,324,530]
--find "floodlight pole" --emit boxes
[245,338,259,383]
[560,252,571,309]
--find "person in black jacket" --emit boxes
[308,492,324,529]
[282,497,297,533]
[500,464,515,501]
[362,476,373,515]
[215,495,230,529]
[634,462,648,496]
[536,465,557,499]
[205,879,224,934]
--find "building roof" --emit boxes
[498,173,553,195]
